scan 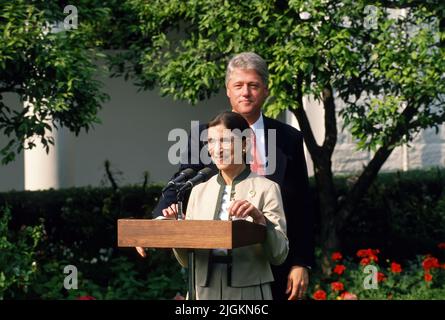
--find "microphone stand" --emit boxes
[176,189,185,221]
[160,180,186,220]
[176,187,195,300]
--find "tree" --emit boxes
[0,0,110,164]
[106,0,445,271]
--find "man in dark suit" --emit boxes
[150,52,314,300]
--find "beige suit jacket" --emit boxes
[173,168,289,288]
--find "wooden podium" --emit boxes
[117,218,266,299]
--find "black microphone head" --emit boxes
[162,168,196,192]
[178,167,217,193]
[180,168,196,178]
[197,167,217,179]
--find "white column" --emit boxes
[24,102,61,190]
[402,142,409,171]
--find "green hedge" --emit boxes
[1,186,161,252]
[329,169,445,261]
[0,185,187,299]
[1,168,444,299]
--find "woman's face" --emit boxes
[207,124,245,171]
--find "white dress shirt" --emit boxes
[250,114,266,170]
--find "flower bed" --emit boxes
[311,244,445,300]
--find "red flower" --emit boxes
[331,281,344,292]
[356,249,379,264]
[333,264,346,275]
[356,248,380,258]
[77,295,96,300]
[340,292,358,300]
[424,273,433,282]
[332,252,343,261]
[422,256,440,270]
[390,262,402,273]
[377,272,386,282]
[313,289,327,300]
[357,249,368,258]
[438,243,445,250]
[360,257,370,266]
[173,293,185,300]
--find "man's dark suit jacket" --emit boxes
[152,115,314,300]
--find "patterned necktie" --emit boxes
[251,131,265,175]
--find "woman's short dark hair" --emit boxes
[208,111,250,132]
[208,111,250,163]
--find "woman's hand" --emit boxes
[162,203,179,219]
[135,246,147,258]
[228,200,266,225]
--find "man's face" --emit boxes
[226,68,269,121]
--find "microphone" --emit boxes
[162,168,196,192]
[178,167,217,193]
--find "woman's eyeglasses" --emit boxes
[205,136,245,150]
[205,137,234,149]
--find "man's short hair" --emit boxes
[225,52,269,87]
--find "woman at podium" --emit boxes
[166,111,289,300]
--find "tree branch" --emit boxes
[105,160,119,191]
[336,102,418,228]
[289,76,322,160]
[322,84,337,158]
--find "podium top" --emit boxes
[118,219,266,249]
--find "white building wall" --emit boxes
[0,93,25,191]
[291,96,445,176]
